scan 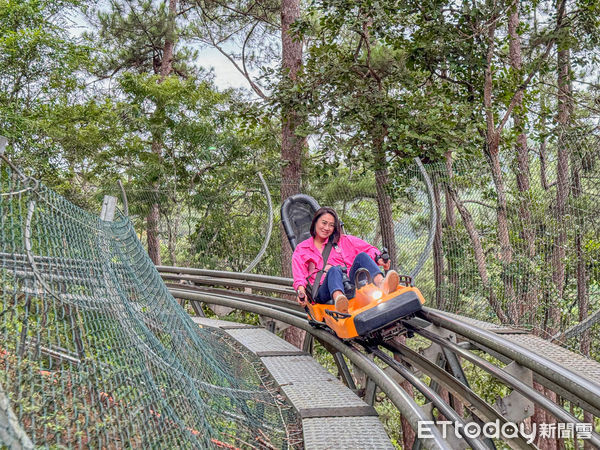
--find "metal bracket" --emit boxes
[364,377,377,406]
[302,332,313,354]
[265,320,276,334]
[428,352,448,394]
[493,361,534,423]
[420,324,457,369]
[117,180,129,216]
[189,300,205,317]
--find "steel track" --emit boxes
[162,268,600,449]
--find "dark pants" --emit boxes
[315,252,383,303]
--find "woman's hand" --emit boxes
[377,257,391,271]
[296,286,307,306]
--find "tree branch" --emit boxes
[463,199,496,209]
[433,70,474,89]
[497,36,557,133]
[241,21,268,99]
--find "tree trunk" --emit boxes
[447,185,509,323]
[484,140,516,323]
[373,131,397,268]
[509,3,538,322]
[146,0,178,265]
[483,19,516,322]
[444,151,459,307]
[281,0,305,347]
[583,411,595,450]
[534,5,572,446]
[540,96,550,191]
[545,389,559,450]
[572,151,592,356]
[147,139,162,265]
[160,0,177,79]
[444,151,456,228]
[533,381,548,449]
[573,160,594,450]
[432,176,445,309]
[391,335,416,449]
[280,0,303,279]
[549,0,571,333]
[147,199,161,265]
[400,397,416,449]
[168,208,179,266]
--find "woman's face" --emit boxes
[315,213,336,241]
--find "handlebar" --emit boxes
[379,247,389,263]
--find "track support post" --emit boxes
[493,361,534,423]
[333,352,358,392]
[364,378,377,406]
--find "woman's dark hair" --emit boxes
[310,207,342,244]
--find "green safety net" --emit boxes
[0,162,300,448]
[411,129,600,349]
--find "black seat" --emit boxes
[281,194,335,304]
[280,194,321,251]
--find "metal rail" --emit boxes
[422,308,600,416]
[161,267,600,448]
[380,338,532,449]
[171,286,543,448]
[9,254,600,447]
[169,288,452,450]
[242,172,273,273]
[159,267,600,404]
[157,265,293,286]
[169,285,544,449]
[410,325,600,447]
[368,346,489,450]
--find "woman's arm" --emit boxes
[291,249,310,292]
[345,234,379,260]
[345,234,391,270]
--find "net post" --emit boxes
[117,180,129,216]
[100,195,117,221]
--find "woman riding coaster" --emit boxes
[292,207,400,313]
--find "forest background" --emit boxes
[3,0,600,336]
[2,0,600,437]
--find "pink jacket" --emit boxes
[292,234,380,291]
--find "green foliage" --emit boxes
[0,0,95,201]
[87,0,194,77]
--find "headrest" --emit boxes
[280,194,321,250]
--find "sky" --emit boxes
[197,48,251,91]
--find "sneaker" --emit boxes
[382,270,399,295]
[334,294,349,314]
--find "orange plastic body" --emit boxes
[306,284,426,339]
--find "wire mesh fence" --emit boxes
[0,161,300,448]
[115,127,600,359]
[430,129,600,350]
[2,121,600,446]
